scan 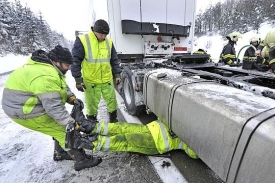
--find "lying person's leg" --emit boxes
[93,131,159,155]
[92,122,149,136]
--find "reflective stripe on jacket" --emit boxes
[220,41,236,65]
[243,47,257,62]
[146,120,175,154]
[78,31,113,84]
[2,58,74,126]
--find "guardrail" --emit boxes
[0,70,13,76]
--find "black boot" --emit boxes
[78,148,92,159]
[86,115,98,122]
[67,148,102,171]
[109,110,118,123]
[53,138,72,161]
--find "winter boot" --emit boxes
[67,148,102,171]
[109,110,118,123]
[78,148,93,159]
[86,115,98,122]
[53,138,73,161]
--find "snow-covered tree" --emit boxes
[0,0,72,56]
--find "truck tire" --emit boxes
[121,68,144,116]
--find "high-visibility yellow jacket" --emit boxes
[79,31,113,84]
[2,55,74,126]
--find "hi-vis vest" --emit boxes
[79,31,113,84]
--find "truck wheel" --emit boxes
[121,69,144,116]
[122,69,137,115]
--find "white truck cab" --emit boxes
[107,0,197,60]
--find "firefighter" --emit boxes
[220,31,242,65]
[264,29,275,73]
[1,45,102,171]
[194,48,207,55]
[243,35,260,62]
[71,19,122,123]
[193,48,212,62]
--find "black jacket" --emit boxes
[243,46,257,61]
[220,40,236,65]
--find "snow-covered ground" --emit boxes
[0,22,275,183]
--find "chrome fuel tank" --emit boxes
[143,68,275,182]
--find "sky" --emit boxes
[9,0,108,41]
[8,0,222,41]
[196,0,225,13]
[0,22,275,182]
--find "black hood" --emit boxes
[31,50,52,65]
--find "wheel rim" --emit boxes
[123,78,132,105]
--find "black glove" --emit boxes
[77,119,96,134]
[65,120,97,150]
[75,77,86,92]
[68,117,96,134]
[73,98,84,111]
[72,100,96,134]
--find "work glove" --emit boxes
[115,74,121,84]
[67,95,84,110]
[75,77,86,92]
[65,120,97,150]
[76,118,96,134]
[68,116,95,135]
[74,98,84,111]
[72,100,96,134]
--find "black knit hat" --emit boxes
[48,45,73,64]
[93,19,109,34]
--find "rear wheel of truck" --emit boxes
[121,68,144,116]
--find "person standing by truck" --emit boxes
[219,31,242,65]
[71,19,122,123]
[243,35,260,62]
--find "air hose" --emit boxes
[236,44,257,63]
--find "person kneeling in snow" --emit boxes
[1,45,102,171]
